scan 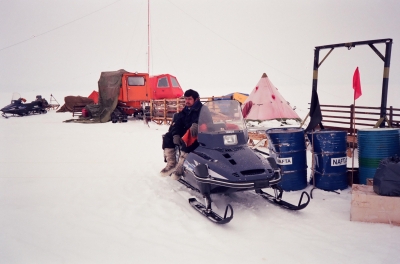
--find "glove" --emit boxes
[190,123,198,137]
[173,135,181,146]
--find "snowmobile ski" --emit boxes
[189,198,233,224]
[256,186,310,210]
[179,179,233,224]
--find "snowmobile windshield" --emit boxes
[11,92,21,101]
[198,100,246,134]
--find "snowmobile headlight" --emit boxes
[223,134,238,145]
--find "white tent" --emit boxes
[242,73,300,120]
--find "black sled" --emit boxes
[174,99,310,224]
[1,93,48,118]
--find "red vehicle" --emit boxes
[114,71,183,116]
[149,74,184,100]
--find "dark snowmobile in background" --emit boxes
[1,93,48,118]
[176,100,310,224]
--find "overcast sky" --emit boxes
[1,0,400,115]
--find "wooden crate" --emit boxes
[248,132,268,147]
[350,184,400,226]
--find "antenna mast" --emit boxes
[147,0,150,74]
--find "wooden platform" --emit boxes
[350,184,400,226]
[248,132,268,147]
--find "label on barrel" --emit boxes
[277,157,292,165]
[331,157,347,166]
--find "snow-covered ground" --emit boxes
[2,0,400,262]
[1,93,399,264]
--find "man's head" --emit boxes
[184,89,199,107]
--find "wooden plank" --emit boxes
[350,184,400,226]
[248,132,267,140]
[248,132,268,147]
[72,105,86,117]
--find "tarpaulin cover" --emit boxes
[56,96,94,112]
[85,69,126,123]
[373,156,400,196]
[241,73,300,121]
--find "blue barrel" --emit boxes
[308,130,348,191]
[266,128,307,191]
[358,128,400,184]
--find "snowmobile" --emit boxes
[1,93,48,118]
[175,99,310,224]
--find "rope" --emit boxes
[0,0,123,52]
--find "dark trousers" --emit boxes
[162,132,175,149]
[162,131,199,153]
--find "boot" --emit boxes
[171,152,187,180]
[160,148,177,177]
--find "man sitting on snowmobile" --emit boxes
[160,89,206,180]
[35,95,49,108]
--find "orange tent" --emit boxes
[88,90,99,104]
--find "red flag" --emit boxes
[182,129,197,147]
[353,67,362,100]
